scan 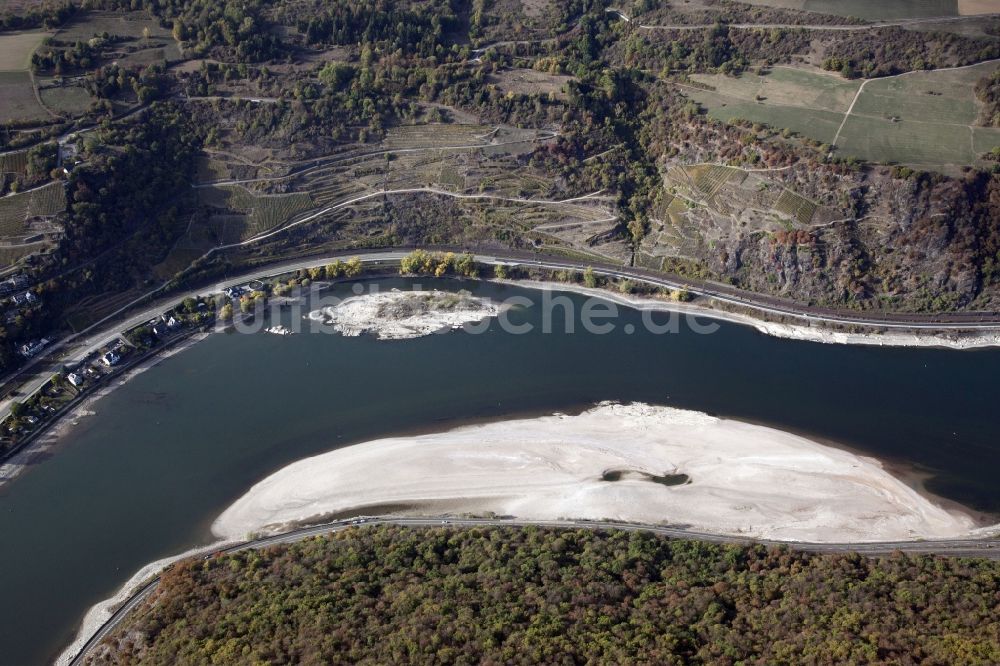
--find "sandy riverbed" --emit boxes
[213,402,987,543]
[306,288,502,339]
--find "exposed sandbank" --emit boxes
[214,402,989,543]
[306,288,502,339]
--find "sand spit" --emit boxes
[306,289,502,340]
[214,402,987,543]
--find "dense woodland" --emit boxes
[821,27,1000,79]
[978,68,1000,128]
[0,0,75,31]
[0,101,203,370]
[90,526,1000,665]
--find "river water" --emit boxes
[1,278,999,664]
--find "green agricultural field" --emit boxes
[739,0,959,20]
[834,62,1000,167]
[851,61,997,125]
[686,68,861,144]
[38,84,92,116]
[974,127,1000,154]
[0,71,49,122]
[686,87,846,144]
[0,31,45,71]
[691,68,861,114]
[836,114,999,166]
[685,62,1000,169]
[0,31,49,127]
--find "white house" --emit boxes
[18,338,49,358]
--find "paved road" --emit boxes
[5,246,1000,423]
[606,8,1000,31]
[67,514,1000,665]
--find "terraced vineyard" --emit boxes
[649,162,844,265]
[185,124,621,265]
[689,164,749,198]
[310,178,368,207]
[773,188,818,225]
[195,157,231,183]
[437,165,465,189]
[0,190,30,237]
[381,124,495,149]
[0,241,46,267]
[0,150,28,175]
[248,193,314,236]
[206,214,249,245]
[199,185,314,239]
[26,182,66,218]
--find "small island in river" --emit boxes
[307,289,502,340]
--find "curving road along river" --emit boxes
[68,515,1000,665]
[4,247,1000,424]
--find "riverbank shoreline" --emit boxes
[28,274,1000,665]
[0,331,211,490]
[58,400,1000,665]
[55,536,237,666]
[509,279,1000,350]
[6,273,998,490]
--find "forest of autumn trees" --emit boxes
[91,526,1000,665]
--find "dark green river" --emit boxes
[1,278,999,664]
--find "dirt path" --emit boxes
[831,58,1000,149]
[830,78,869,148]
[623,14,1000,32]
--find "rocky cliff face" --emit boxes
[658,124,999,312]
